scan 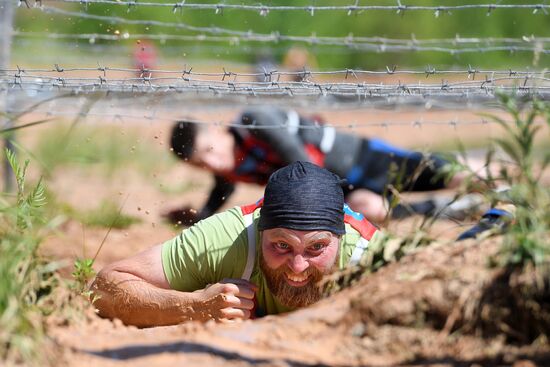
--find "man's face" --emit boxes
[190,127,235,174]
[260,228,340,308]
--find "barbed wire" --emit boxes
[3,65,549,78]
[7,73,550,86]
[21,0,550,16]
[14,30,550,46]
[28,6,550,55]
[3,66,549,108]
[12,31,550,55]
[6,85,515,112]
[3,77,550,101]
[7,0,548,186]
[2,107,500,132]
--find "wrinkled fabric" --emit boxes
[258,161,345,235]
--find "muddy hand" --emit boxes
[194,278,257,322]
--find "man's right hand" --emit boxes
[163,206,201,225]
[193,278,257,323]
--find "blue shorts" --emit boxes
[344,138,450,195]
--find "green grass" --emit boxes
[66,199,140,229]
[0,148,135,364]
[36,183,139,230]
[0,150,59,364]
[485,97,550,268]
[31,123,175,179]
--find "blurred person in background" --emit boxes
[253,49,278,82]
[282,46,318,82]
[133,40,157,79]
[165,106,480,225]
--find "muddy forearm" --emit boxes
[90,270,204,327]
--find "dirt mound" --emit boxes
[51,235,550,367]
[346,237,501,333]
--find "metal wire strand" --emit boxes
[25,0,550,16]
[3,76,550,101]
[3,65,549,78]
[12,31,550,55]
[2,106,502,131]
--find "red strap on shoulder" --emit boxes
[241,198,264,215]
[304,144,325,167]
[343,204,378,240]
[344,215,378,240]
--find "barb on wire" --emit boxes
[34,0,550,15]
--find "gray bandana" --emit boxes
[258,161,345,235]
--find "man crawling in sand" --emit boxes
[91,162,382,326]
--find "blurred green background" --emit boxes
[12,0,550,69]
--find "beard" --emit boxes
[259,255,333,309]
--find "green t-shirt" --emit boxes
[161,206,380,316]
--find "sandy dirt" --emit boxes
[49,236,550,367]
[8,105,548,366]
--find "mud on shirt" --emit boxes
[161,204,380,316]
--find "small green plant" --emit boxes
[481,97,550,268]
[449,98,550,342]
[0,149,59,364]
[71,197,129,299]
[72,258,97,301]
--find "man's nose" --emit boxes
[288,254,309,274]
